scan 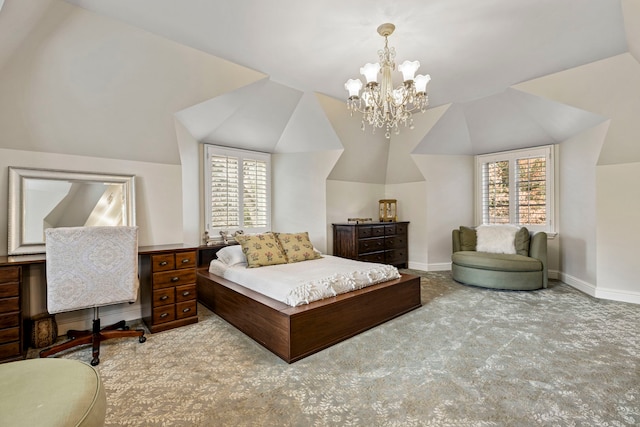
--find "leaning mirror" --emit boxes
[8,167,136,255]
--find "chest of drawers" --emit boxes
[332,222,409,268]
[140,248,198,333]
[0,266,23,362]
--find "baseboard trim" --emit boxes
[558,272,597,297]
[595,286,640,305]
[407,261,451,271]
[55,305,142,335]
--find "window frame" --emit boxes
[474,145,555,233]
[203,144,271,236]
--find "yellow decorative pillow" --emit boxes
[275,232,322,263]
[235,232,288,268]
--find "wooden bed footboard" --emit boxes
[196,270,422,363]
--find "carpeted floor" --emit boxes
[30,271,640,426]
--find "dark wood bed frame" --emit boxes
[196,269,421,363]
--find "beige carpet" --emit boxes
[30,271,640,426]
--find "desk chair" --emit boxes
[39,226,146,366]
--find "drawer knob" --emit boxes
[160,313,169,318]
[182,291,190,297]
[182,308,191,313]
[159,261,168,266]
[160,295,169,301]
[181,259,190,264]
[171,277,179,282]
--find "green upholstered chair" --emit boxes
[451,226,548,290]
[0,358,106,427]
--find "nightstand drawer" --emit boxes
[176,284,196,302]
[153,288,175,306]
[153,306,176,324]
[152,270,196,289]
[176,301,196,320]
[175,251,196,269]
[152,254,175,272]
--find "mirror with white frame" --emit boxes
[8,167,136,255]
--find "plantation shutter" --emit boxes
[516,156,546,225]
[242,159,268,228]
[481,160,510,224]
[209,154,240,229]
[476,145,553,232]
[204,145,271,234]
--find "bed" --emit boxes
[196,242,421,363]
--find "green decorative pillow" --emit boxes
[235,232,288,268]
[515,226,530,256]
[275,232,322,263]
[459,226,477,251]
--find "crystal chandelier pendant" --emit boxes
[344,23,431,139]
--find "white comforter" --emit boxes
[208,255,401,306]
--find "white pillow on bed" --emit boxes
[216,245,247,266]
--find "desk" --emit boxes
[0,244,226,363]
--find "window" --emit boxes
[475,145,554,232]
[204,145,271,234]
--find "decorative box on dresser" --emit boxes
[332,221,409,268]
[0,266,22,362]
[139,245,198,333]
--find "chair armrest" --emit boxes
[452,229,461,253]
[529,232,548,288]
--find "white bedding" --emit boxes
[208,255,401,306]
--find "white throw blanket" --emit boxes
[209,255,401,306]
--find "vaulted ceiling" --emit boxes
[59,0,635,158]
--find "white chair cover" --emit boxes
[45,226,139,314]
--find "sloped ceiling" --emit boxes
[413,89,607,155]
[0,1,634,180]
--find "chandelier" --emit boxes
[344,23,431,139]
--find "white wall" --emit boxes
[516,53,640,303]
[596,162,640,302]
[272,151,342,253]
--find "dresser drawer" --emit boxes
[0,313,19,329]
[153,306,176,324]
[176,301,196,320]
[0,327,19,343]
[152,270,196,289]
[0,283,19,298]
[359,252,386,264]
[384,224,397,235]
[176,284,196,303]
[386,249,408,265]
[395,223,408,235]
[0,297,19,314]
[358,238,385,254]
[153,288,175,306]
[385,235,407,249]
[0,267,19,283]
[0,341,20,359]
